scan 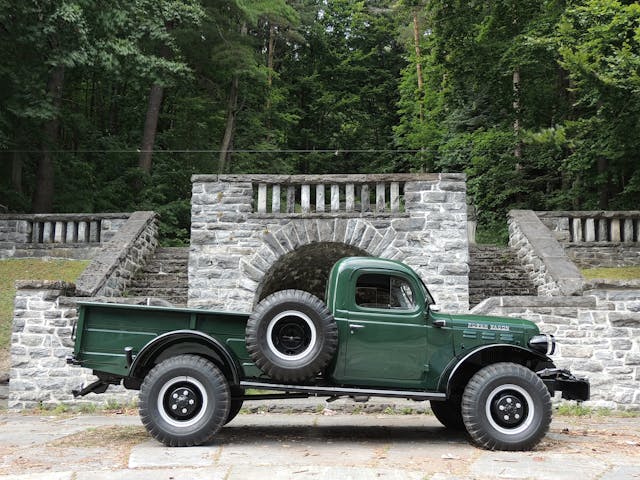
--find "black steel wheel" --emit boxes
[462,362,551,451]
[430,396,464,430]
[139,355,230,446]
[245,289,338,382]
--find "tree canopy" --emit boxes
[1,0,638,244]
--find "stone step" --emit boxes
[126,247,189,305]
[468,244,536,307]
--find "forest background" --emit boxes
[0,0,638,245]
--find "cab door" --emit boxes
[340,271,428,388]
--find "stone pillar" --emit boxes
[10,281,80,408]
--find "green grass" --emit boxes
[555,403,640,417]
[581,266,640,281]
[0,258,88,373]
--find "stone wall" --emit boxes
[9,282,136,409]
[564,244,640,269]
[0,213,129,259]
[472,287,640,409]
[508,210,584,296]
[190,174,469,313]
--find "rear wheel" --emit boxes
[462,362,551,451]
[139,355,230,446]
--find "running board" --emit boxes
[239,380,446,401]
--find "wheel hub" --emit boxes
[167,386,199,419]
[492,393,525,427]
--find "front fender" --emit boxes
[439,344,553,396]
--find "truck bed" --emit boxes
[73,302,259,379]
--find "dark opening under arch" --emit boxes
[256,242,370,304]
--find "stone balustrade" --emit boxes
[0,213,130,248]
[248,174,410,215]
[537,211,640,243]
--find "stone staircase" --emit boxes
[127,247,189,306]
[469,245,536,308]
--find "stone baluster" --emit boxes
[610,219,621,242]
[286,186,295,213]
[54,221,65,243]
[390,182,400,213]
[90,221,100,242]
[42,222,53,243]
[376,182,386,213]
[271,185,281,213]
[316,184,325,213]
[597,218,608,242]
[572,218,583,242]
[65,222,77,243]
[345,184,355,212]
[301,185,311,213]
[331,184,340,212]
[257,183,267,213]
[361,184,370,212]
[78,221,89,243]
[584,218,596,242]
[32,222,42,243]
[623,219,634,242]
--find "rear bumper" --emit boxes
[537,368,590,401]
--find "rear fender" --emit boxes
[128,330,241,386]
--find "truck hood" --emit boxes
[443,313,540,336]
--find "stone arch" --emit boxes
[255,242,370,303]
[239,218,407,307]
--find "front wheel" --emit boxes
[462,362,551,451]
[139,355,230,446]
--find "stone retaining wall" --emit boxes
[472,288,640,409]
[190,173,470,313]
[564,244,640,269]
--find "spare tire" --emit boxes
[246,289,338,382]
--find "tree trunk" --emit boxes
[32,65,64,213]
[139,83,165,174]
[412,9,424,122]
[218,22,247,174]
[218,74,239,174]
[513,68,522,167]
[268,24,276,90]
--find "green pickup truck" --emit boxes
[68,256,589,451]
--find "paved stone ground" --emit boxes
[0,409,638,480]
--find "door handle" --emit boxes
[349,324,365,333]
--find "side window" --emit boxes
[355,274,416,310]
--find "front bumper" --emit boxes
[537,368,590,401]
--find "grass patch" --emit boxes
[581,266,640,281]
[555,403,640,417]
[0,258,88,372]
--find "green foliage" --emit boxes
[1,0,639,240]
